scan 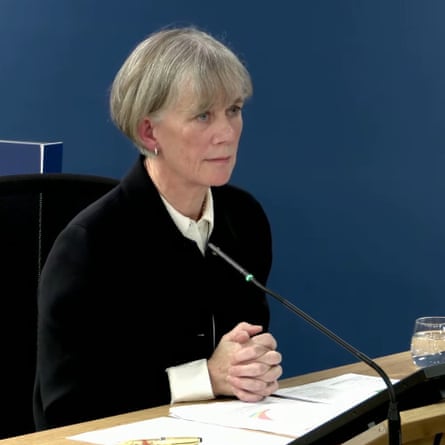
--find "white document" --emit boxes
[170,397,344,438]
[69,373,397,444]
[68,416,292,445]
[274,372,397,405]
[170,373,397,438]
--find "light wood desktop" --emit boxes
[1,351,444,445]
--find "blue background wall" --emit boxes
[2,0,445,378]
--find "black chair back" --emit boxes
[0,173,119,439]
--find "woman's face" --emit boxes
[150,87,244,192]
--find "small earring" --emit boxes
[154,146,159,157]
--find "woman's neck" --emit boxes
[144,157,208,220]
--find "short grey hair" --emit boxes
[109,26,253,154]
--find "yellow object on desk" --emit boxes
[119,437,202,445]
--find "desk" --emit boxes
[1,351,444,445]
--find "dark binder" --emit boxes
[287,363,445,445]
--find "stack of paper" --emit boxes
[69,373,394,445]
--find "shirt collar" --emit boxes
[160,189,214,237]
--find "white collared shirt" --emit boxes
[160,189,216,402]
[160,189,214,255]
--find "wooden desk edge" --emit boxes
[343,402,445,445]
[2,351,443,445]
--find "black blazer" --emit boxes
[33,156,272,429]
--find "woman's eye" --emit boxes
[228,105,242,116]
[197,112,210,121]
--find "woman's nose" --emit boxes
[212,119,237,143]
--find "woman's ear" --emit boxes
[137,117,157,151]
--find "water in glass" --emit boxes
[411,316,445,367]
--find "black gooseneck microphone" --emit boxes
[207,242,401,445]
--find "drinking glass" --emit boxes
[410,316,445,367]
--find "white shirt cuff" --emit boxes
[166,359,215,403]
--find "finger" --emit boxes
[234,322,264,336]
[224,322,264,343]
[233,343,280,363]
[230,361,271,378]
[231,387,266,403]
[251,333,277,350]
[231,350,282,369]
[259,364,283,383]
[257,350,282,366]
[228,375,280,397]
[230,362,283,380]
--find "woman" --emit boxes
[33,26,282,430]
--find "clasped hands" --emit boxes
[207,322,282,402]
